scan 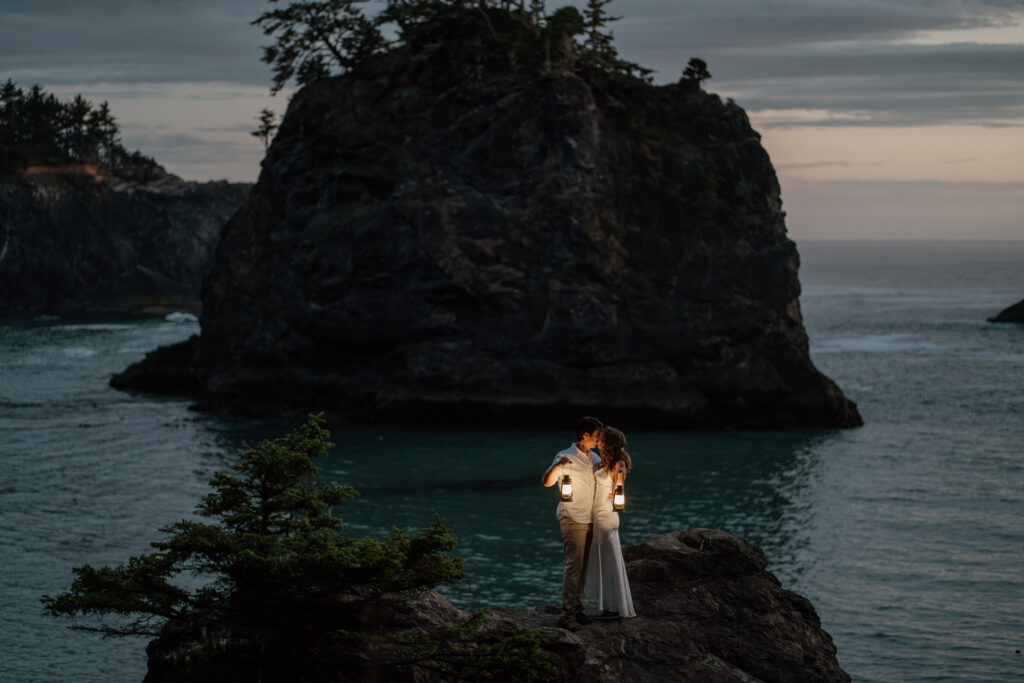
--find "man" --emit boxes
[541,416,603,631]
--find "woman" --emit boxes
[584,426,636,618]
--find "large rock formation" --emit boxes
[988,297,1024,323]
[115,47,861,428]
[143,529,850,682]
[0,163,249,315]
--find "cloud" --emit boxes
[0,0,270,86]
[145,133,209,148]
[690,42,1024,127]
[602,1,1024,127]
[197,123,262,133]
[779,178,1024,239]
[3,0,1022,192]
[611,0,1024,51]
[776,160,882,170]
[4,0,1021,92]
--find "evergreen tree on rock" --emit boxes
[42,415,554,681]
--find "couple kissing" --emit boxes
[542,416,636,632]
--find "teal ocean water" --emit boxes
[1,240,1022,682]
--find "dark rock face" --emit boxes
[110,335,202,395]
[143,528,850,682]
[122,57,860,428]
[989,298,1024,323]
[0,164,249,315]
[484,529,850,682]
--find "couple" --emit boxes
[542,416,636,631]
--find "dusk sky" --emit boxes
[2,0,1022,240]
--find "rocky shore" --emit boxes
[113,49,861,429]
[0,163,249,316]
[487,529,850,682]
[143,528,850,682]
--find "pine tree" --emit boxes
[253,0,385,94]
[251,107,278,150]
[682,57,711,86]
[0,81,157,173]
[23,85,61,156]
[582,0,617,67]
[0,80,21,127]
[63,94,93,160]
[87,101,119,164]
[40,415,517,679]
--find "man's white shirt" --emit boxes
[548,443,600,523]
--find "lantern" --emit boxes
[613,485,625,511]
[560,472,573,501]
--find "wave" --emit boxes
[812,333,948,354]
[51,323,136,332]
[165,312,199,324]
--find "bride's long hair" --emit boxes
[599,426,632,474]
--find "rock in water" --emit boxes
[989,297,1024,323]
[110,335,202,395]
[124,54,861,428]
[0,163,249,315]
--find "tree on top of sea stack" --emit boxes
[253,0,385,94]
[680,56,712,92]
[252,0,653,95]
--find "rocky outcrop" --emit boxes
[534,528,849,681]
[115,50,860,428]
[0,163,249,315]
[143,529,850,682]
[110,335,203,395]
[988,298,1024,323]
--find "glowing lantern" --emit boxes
[560,472,573,501]
[613,485,625,511]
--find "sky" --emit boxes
[2,0,1023,240]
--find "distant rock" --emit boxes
[988,298,1024,323]
[114,50,861,429]
[0,163,249,316]
[143,528,851,682]
[110,335,202,395]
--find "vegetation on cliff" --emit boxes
[253,0,667,95]
[0,80,161,179]
[43,415,554,681]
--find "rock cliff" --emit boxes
[988,297,1024,323]
[116,48,861,428]
[143,529,850,682]
[0,163,249,315]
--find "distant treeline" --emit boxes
[0,79,160,177]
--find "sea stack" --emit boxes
[116,10,862,429]
[989,297,1024,323]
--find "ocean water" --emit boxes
[1,240,1022,682]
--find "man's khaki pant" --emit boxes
[559,517,593,617]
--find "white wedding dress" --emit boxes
[583,468,636,617]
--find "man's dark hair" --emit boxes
[575,416,604,441]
